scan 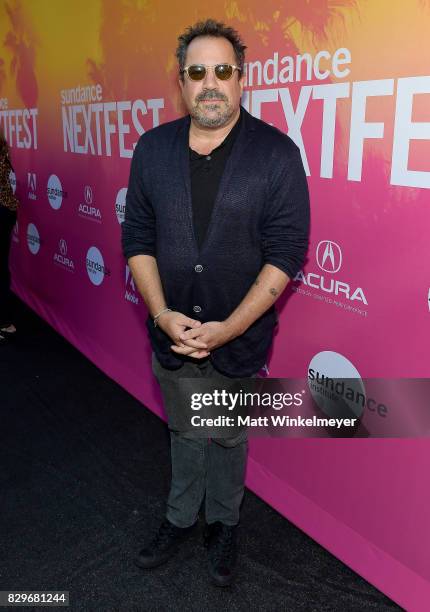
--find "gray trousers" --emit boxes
[152,353,253,528]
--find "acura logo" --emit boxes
[59,239,67,256]
[316,240,342,274]
[84,185,93,205]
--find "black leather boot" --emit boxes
[134,518,197,569]
[204,521,238,587]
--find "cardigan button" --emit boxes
[194,264,203,273]
[193,305,202,313]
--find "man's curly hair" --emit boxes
[176,18,246,80]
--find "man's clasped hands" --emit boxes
[156,311,236,359]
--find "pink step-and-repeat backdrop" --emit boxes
[2,1,429,608]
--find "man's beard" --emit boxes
[190,90,236,128]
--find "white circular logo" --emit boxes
[308,351,365,419]
[86,246,105,286]
[316,240,342,274]
[47,174,63,210]
[27,223,40,254]
[84,185,93,205]
[115,187,127,224]
[9,170,16,194]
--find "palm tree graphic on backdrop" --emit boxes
[86,0,359,102]
[226,0,358,52]
[3,0,38,108]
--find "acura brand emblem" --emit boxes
[316,240,342,274]
[84,185,93,205]
[59,239,67,256]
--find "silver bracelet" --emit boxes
[153,307,172,327]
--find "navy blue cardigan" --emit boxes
[121,106,310,377]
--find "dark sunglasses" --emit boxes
[181,63,241,81]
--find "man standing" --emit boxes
[121,18,310,587]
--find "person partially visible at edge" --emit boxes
[0,128,19,343]
[121,18,310,587]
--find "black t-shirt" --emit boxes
[189,110,242,250]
